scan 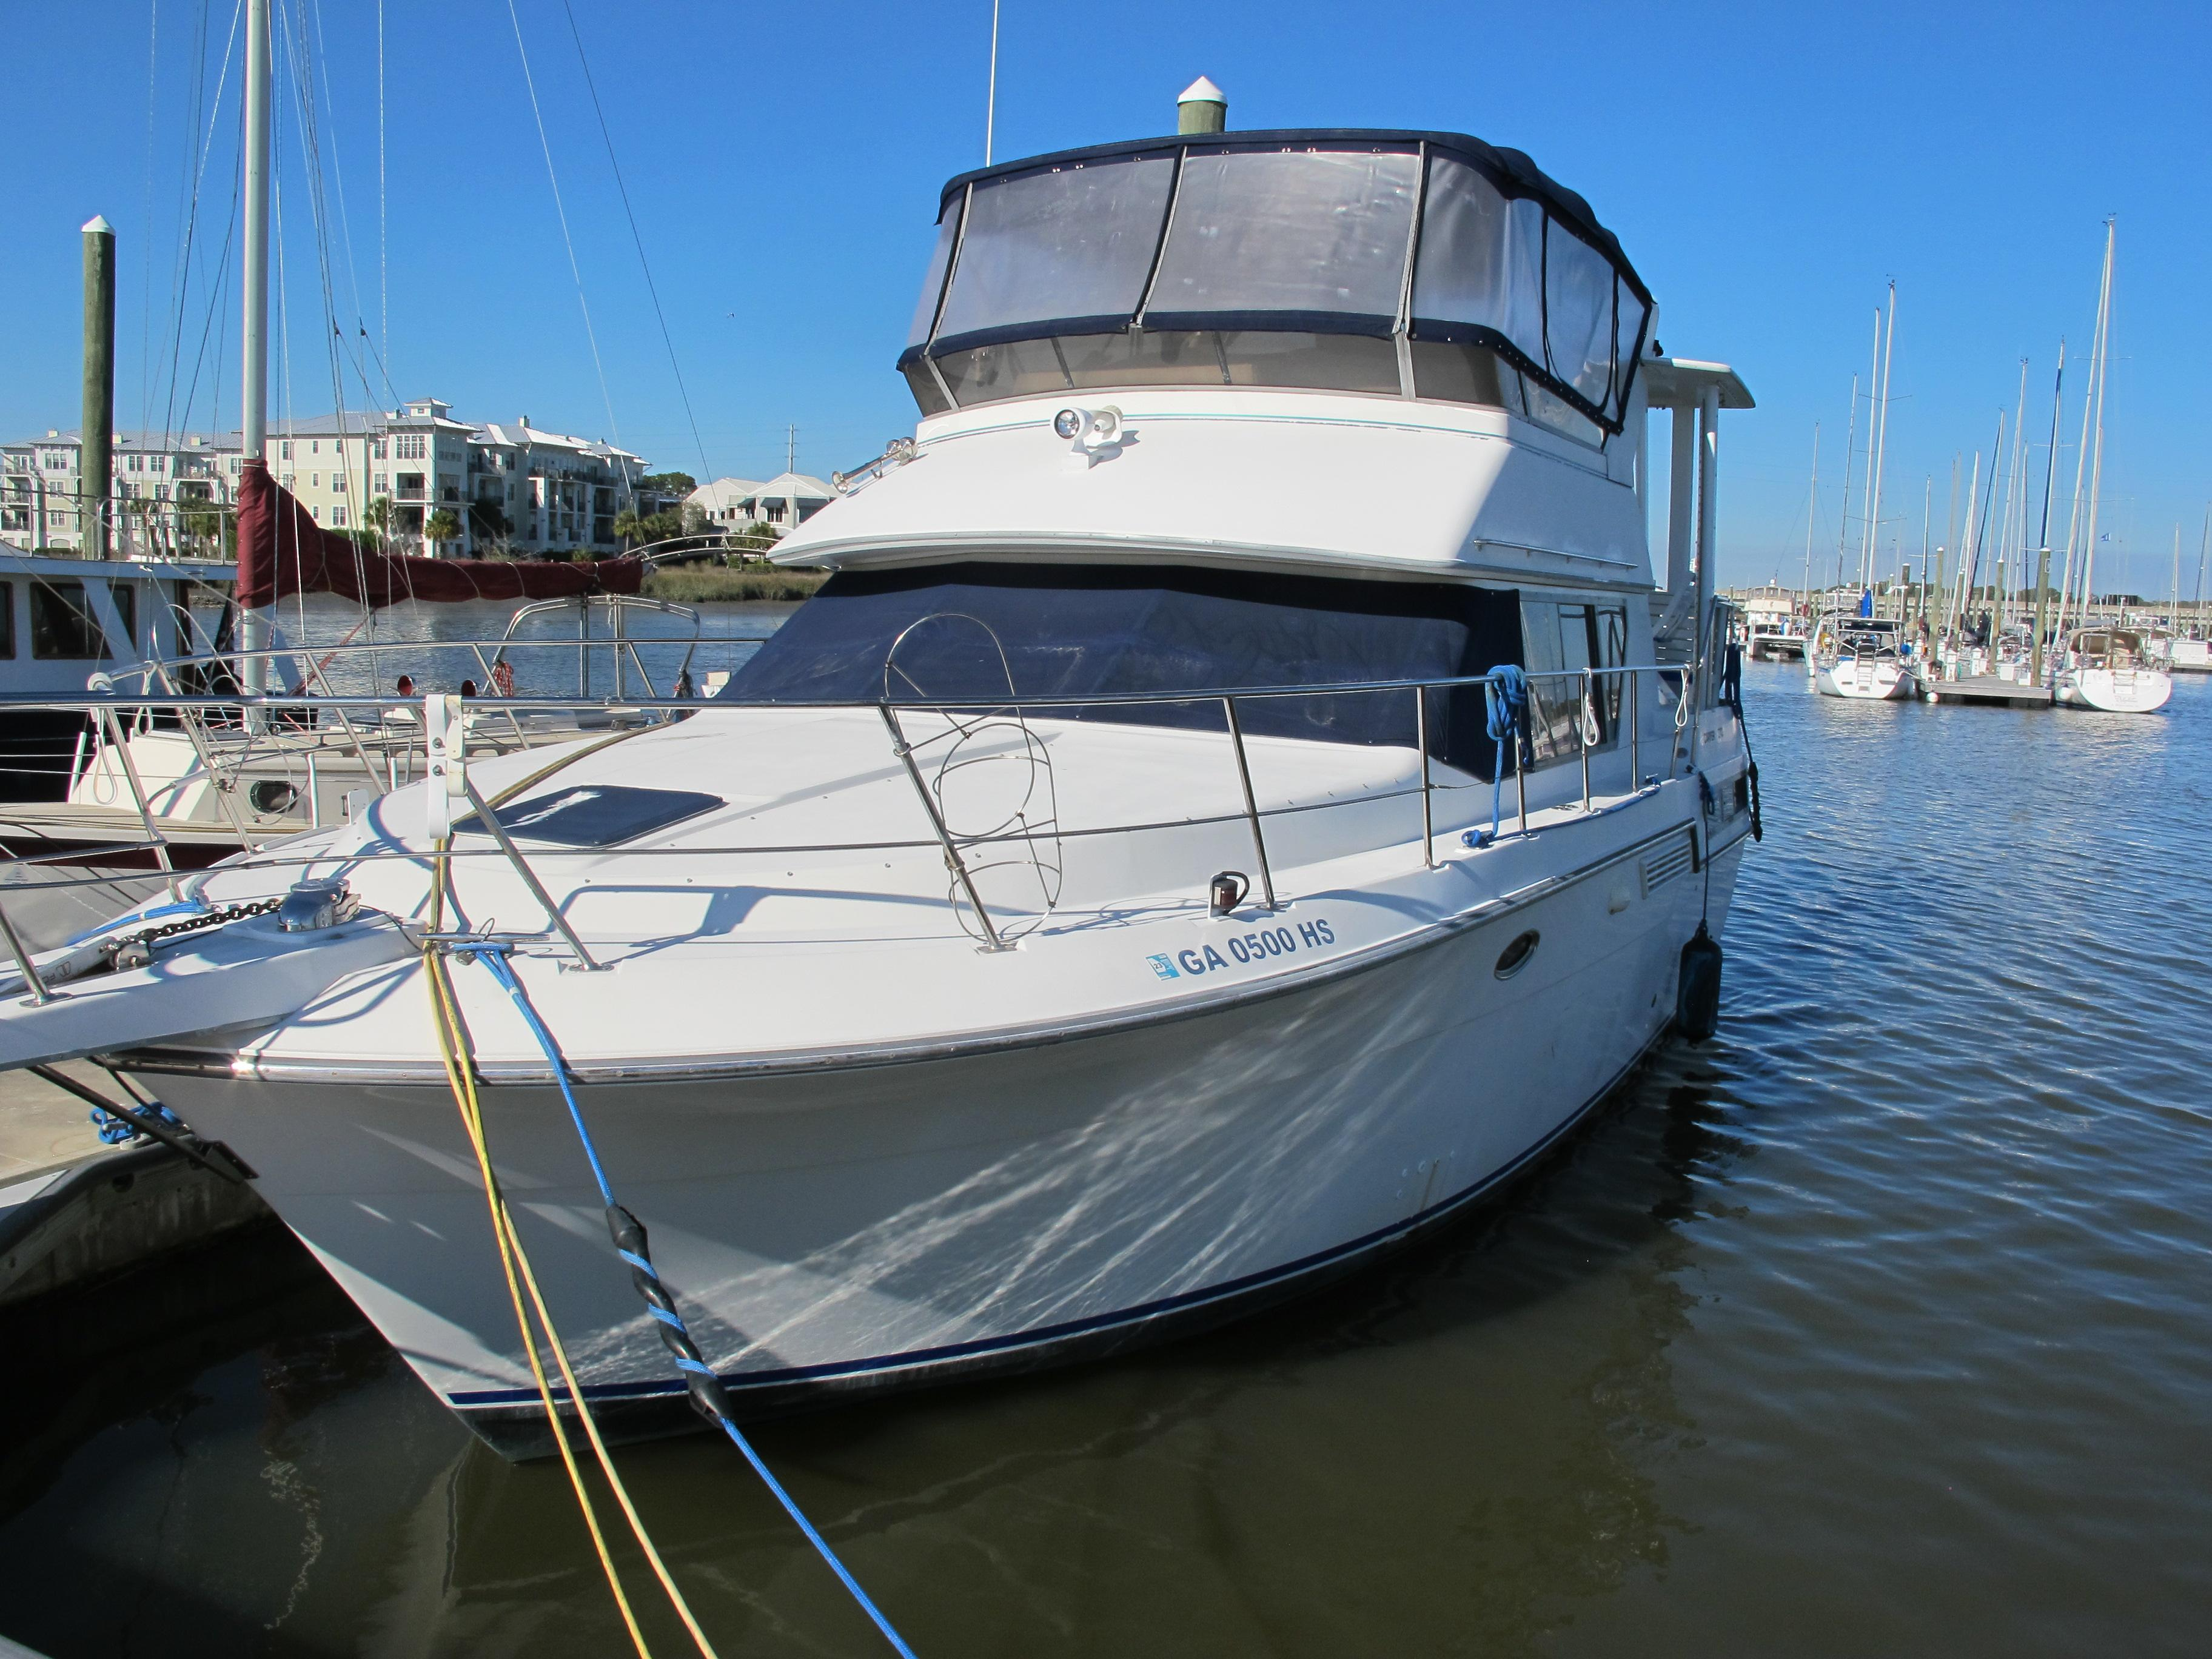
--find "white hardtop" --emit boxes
[774,387,1654,591]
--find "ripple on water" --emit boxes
[0,665,2210,1656]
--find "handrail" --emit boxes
[1222,695,1277,910]
[10,661,1685,718]
[1,662,1704,954]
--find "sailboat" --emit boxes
[1809,608,1914,699]
[2052,624,2172,711]
[1811,291,1915,700]
[2049,221,2171,714]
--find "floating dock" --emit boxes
[1921,675,2053,708]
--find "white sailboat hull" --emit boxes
[1814,658,1914,700]
[150,828,1742,1450]
[2054,665,2173,712]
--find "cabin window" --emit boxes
[724,561,1526,776]
[900,138,1652,430]
[1411,163,1546,367]
[31,581,133,660]
[930,329,1400,405]
[1410,341,1521,409]
[905,203,964,350]
[1523,380,1607,447]
[1521,598,1629,761]
[0,583,14,659]
[1144,148,1418,332]
[932,152,1176,350]
[1543,221,1617,411]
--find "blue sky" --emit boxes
[5,1,2210,594]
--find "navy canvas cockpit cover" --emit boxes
[724,563,1525,776]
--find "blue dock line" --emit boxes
[1469,665,1528,847]
[453,941,917,1659]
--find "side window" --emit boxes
[30,581,103,659]
[1596,605,1628,739]
[0,582,13,659]
[1521,600,1572,762]
[1524,599,1626,760]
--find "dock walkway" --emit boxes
[1922,675,2052,708]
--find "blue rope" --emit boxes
[1474,665,1527,845]
[452,942,917,1659]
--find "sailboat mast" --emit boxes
[1918,477,1932,623]
[238,0,272,706]
[2196,504,2209,624]
[2054,321,2102,642]
[2028,344,2065,683]
[1857,308,1882,594]
[1953,449,1981,628]
[1835,373,1858,597]
[1864,284,1896,602]
[1999,357,2028,634]
[1964,414,2004,628]
[2079,220,2116,624]
[1801,423,1820,616]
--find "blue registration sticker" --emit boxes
[1145,917,1336,984]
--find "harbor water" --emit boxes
[3,655,2210,1656]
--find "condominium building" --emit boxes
[264,400,646,557]
[6,400,651,560]
[0,429,241,555]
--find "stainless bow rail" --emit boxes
[0,659,1704,973]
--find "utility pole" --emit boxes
[80,216,117,560]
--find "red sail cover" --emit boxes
[234,461,644,609]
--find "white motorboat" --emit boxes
[1746,615,1807,660]
[2053,625,2173,712]
[1809,613,1915,699]
[0,119,1759,1455]
[59,592,711,856]
[0,546,233,809]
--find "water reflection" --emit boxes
[8,667,2212,1654]
[0,1039,1754,1658]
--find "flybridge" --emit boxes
[900,129,1654,436]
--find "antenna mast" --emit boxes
[984,0,1000,164]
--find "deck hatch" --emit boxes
[457,786,722,847]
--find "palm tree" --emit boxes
[423,508,461,553]
[611,508,645,551]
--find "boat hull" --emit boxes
[2054,666,2173,712]
[1814,659,1914,700]
[150,833,1743,1455]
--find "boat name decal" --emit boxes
[1147,917,1335,981]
